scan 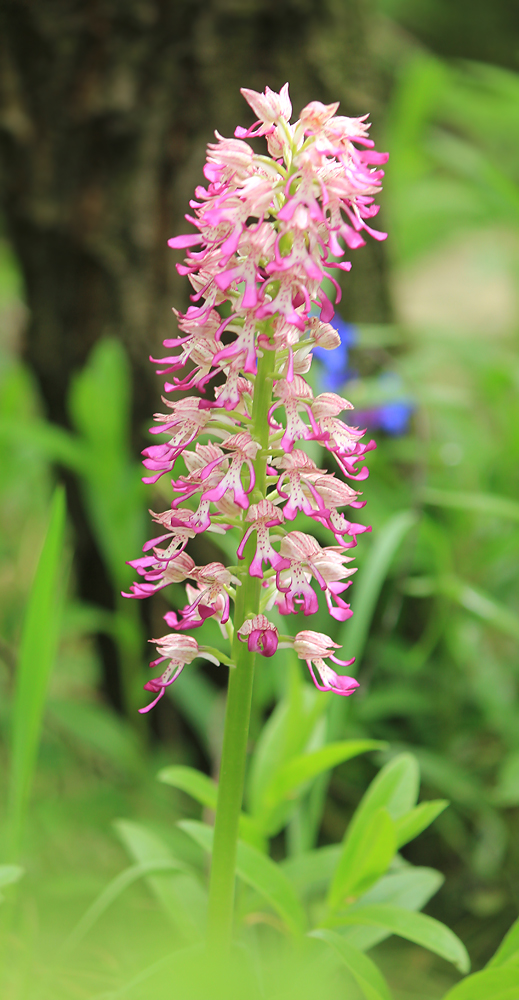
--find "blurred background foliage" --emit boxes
[0,0,518,997]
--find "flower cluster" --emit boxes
[124,84,387,711]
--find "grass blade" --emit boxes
[310,929,393,1000]
[338,510,418,666]
[6,486,67,858]
[421,487,519,522]
[61,859,188,956]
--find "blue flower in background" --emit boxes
[313,315,358,391]
[356,399,415,436]
[314,315,415,436]
[376,400,414,435]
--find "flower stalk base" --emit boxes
[207,347,275,953]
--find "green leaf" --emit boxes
[158,766,265,850]
[413,748,487,810]
[49,699,143,775]
[493,751,519,807]
[7,486,67,858]
[337,511,418,665]
[420,487,519,523]
[440,576,519,642]
[327,755,420,910]
[265,741,386,809]
[0,865,23,902]
[311,929,393,1000]
[328,807,397,909]
[61,859,188,956]
[114,820,207,943]
[247,662,326,820]
[158,766,218,811]
[335,904,470,974]
[282,845,341,896]
[370,755,421,820]
[442,967,519,1000]
[167,670,219,757]
[68,339,147,589]
[395,800,449,848]
[356,752,421,829]
[179,820,306,936]
[341,867,444,953]
[487,915,519,968]
[0,417,86,472]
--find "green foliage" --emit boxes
[179,820,307,936]
[6,487,67,859]
[113,819,208,944]
[311,929,393,1000]
[338,905,469,974]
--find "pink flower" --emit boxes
[123,519,197,598]
[236,83,292,138]
[142,398,213,484]
[163,562,236,630]
[275,531,356,621]
[237,499,286,578]
[238,614,279,656]
[200,432,260,510]
[140,635,200,712]
[124,83,385,707]
[299,100,340,133]
[293,630,358,696]
[269,376,320,452]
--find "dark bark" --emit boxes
[0,0,392,714]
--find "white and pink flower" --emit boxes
[293,630,358,696]
[123,83,387,710]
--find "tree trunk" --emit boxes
[0,0,391,714]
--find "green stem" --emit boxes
[206,345,276,954]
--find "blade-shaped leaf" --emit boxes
[421,487,519,523]
[158,766,265,850]
[327,755,419,910]
[247,657,326,818]
[282,845,341,896]
[442,967,519,1000]
[179,820,306,936]
[367,755,420,819]
[335,903,470,973]
[7,486,67,858]
[395,800,449,849]
[311,929,393,1000]
[487,915,519,968]
[158,766,218,810]
[359,867,444,910]
[341,866,444,953]
[114,820,207,943]
[337,510,419,665]
[61,859,188,956]
[328,808,396,909]
[265,741,386,808]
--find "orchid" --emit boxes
[124,82,387,952]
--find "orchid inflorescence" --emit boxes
[123,84,388,713]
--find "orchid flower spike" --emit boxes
[124,82,387,710]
